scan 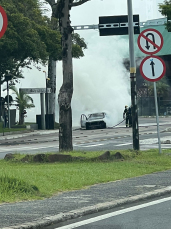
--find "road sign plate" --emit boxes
[19,88,52,94]
[99,15,140,36]
[0,6,8,39]
[140,56,166,82]
[137,28,163,54]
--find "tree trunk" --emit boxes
[48,1,57,120]
[19,112,24,125]
[48,57,56,116]
[58,0,73,151]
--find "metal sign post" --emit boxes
[138,29,165,154]
[140,57,166,154]
[154,82,162,154]
[7,80,10,128]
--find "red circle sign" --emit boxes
[140,56,166,82]
[137,28,163,55]
[0,6,8,38]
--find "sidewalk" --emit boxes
[1,170,171,229]
[0,129,59,140]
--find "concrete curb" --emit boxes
[0,130,59,141]
[3,186,171,229]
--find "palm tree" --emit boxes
[9,86,35,125]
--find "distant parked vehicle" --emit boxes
[80,112,107,130]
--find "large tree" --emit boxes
[0,0,86,120]
[44,0,87,122]
[51,0,89,151]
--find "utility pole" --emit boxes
[127,0,140,150]
[40,93,45,130]
[6,80,10,128]
[5,73,13,129]
[43,70,50,129]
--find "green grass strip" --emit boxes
[0,149,171,203]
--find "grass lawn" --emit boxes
[1,149,171,203]
[0,122,27,133]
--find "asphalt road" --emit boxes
[47,196,171,229]
[0,117,171,159]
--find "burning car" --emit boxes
[80,112,107,130]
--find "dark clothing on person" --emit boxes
[123,106,132,127]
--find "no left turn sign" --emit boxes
[0,6,8,39]
[140,56,166,82]
[137,28,163,55]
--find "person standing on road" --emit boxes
[123,105,132,128]
[123,105,129,127]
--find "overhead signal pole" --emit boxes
[127,0,139,150]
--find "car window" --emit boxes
[88,113,105,119]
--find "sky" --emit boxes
[2,0,165,127]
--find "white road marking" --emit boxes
[0,145,59,152]
[55,196,171,229]
[115,143,132,146]
[81,143,104,148]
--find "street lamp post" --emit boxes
[127,0,140,150]
[43,71,50,129]
[5,73,13,129]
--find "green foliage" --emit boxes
[72,33,87,58]
[9,85,35,124]
[0,0,61,81]
[0,175,40,202]
[147,77,170,97]
[0,0,87,84]
[159,0,171,31]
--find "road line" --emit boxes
[55,196,171,229]
[0,145,59,152]
[81,143,104,147]
[115,143,132,146]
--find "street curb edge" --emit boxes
[3,186,171,229]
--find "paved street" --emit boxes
[46,197,171,229]
[0,117,171,158]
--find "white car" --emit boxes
[80,112,107,130]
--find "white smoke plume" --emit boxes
[3,0,163,127]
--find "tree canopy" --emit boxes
[0,0,87,84]
[0,0,61,82]
[159,0,171,31]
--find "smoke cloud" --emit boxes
[3,0,164,127]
